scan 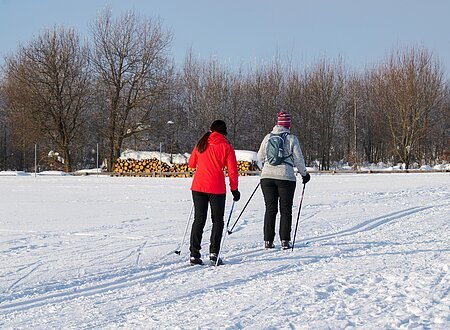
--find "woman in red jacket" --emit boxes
[188,120,240,266]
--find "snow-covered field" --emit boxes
[0,173,449,329]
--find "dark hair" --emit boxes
[196,120,227,153]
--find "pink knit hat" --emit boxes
[277,111,291,128]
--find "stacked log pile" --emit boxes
[237,160,259,175]
[113,158,258,177]
[171,163,193,177]
[113,158,171,176]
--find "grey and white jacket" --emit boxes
[257,125,308,181]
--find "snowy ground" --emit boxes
[0,173,449,329]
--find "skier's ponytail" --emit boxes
[196,132,211,153]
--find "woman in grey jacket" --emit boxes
[257,111,310,249]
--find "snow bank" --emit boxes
[37,171,71,176]
[0,170,71,177]
[433,163,450,171]
[74,168,103,175]
[120,149,187,165]
[121,150,171,162]
[120,149,259,164]
[420,165,433,171]
[0,171,30,176]
[235,150,258,162]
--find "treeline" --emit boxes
[0,9,449,172]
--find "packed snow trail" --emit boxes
[0,173,449,328]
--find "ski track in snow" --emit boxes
[0,173,449,329]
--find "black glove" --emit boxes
[231,189,241,202]
[302,173,310,184]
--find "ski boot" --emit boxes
[265,241,275,249]
[209,253,224,266]
[190,256,203,266]
[281,240,291,250]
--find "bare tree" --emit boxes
[226,71,249,149]
[245,62,284,149]
[0,86,8,169]
[303,58,345,170]
[420,82,450,164]
[3,27,92,172]
[358,73,391,164]
[90,8,173,171]
[179,53,208,146]
[180,54,239,147]
[372,47,445,169]
[284,69,314,164]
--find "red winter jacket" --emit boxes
[189,132,239,194]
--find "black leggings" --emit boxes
[261,178,296,242]
[189,191,226,258]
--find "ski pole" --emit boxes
[215,200,235,267]
[174,203,194,255]
[291,184,306,251]
[228,182,260,234]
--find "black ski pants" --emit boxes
[261,178,296,242]
[189,191,226,258]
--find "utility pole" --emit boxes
[96,143,99,177]
[159,141,162,177]
[353,95,358,171]
[167,120,175,164]
[2,123,6,170]
[34,144,37,177]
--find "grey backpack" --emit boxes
[266,132,292,166]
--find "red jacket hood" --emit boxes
[208,131,228,145]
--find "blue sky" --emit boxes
[1,0,449,75]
